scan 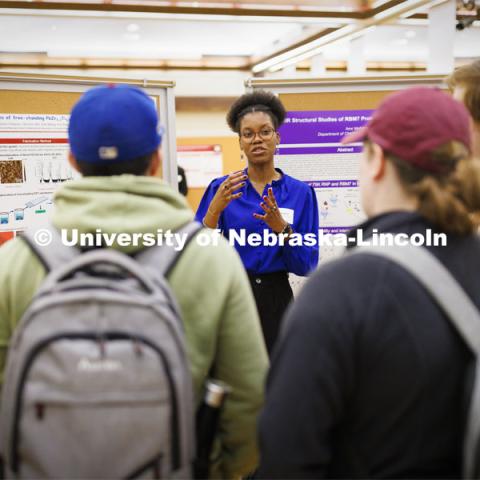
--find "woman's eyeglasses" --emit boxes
[240,128,275,143]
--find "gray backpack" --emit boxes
[0,221,202,479]
[350,244,480,479]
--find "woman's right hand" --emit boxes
[209,170,247,215]
[203,171,247,228]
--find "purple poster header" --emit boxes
[277,145,362,156]
[306,180,358,189]
[278,110,373,145]
[320,226,352,234]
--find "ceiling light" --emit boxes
[252,24,356,73]
[399,0,446,17]
[252,0,441,73]
[256,24,378,73]
[126,23,139,32]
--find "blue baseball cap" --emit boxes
[68,84,162,164]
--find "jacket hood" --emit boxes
[52,175,193,253]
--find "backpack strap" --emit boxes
[22,221,203,276]
[22,222,81,272]
[135,221,203,278]
[348,244,480,478]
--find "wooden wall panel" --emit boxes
[0,90,81,114]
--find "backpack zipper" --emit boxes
[10,331,181,474]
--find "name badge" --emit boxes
[279,208,294,224]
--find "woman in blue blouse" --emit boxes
[196,91,319,354]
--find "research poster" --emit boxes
[177,144,223,188]
[276,109,372,290]
[0,113,79,235]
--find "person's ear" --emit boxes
[68,151,80,172]
[275,132,280,145]
[147,149,161,176]
[238,135,248,162]
[369,143,386,181]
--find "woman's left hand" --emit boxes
[253,187,288,233]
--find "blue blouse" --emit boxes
[195,168,319,276]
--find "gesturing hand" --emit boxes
[253,187,287,233]
[209,170,247,216]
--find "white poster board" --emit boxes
[177,144,223,188]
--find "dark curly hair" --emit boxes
[226,90,286,133]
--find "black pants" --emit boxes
[247,271,293,356]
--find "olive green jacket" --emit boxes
[0,175,268,479]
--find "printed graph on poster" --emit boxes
[0,195,54,231]
[0,113,80,233]
[313,179,365,264]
